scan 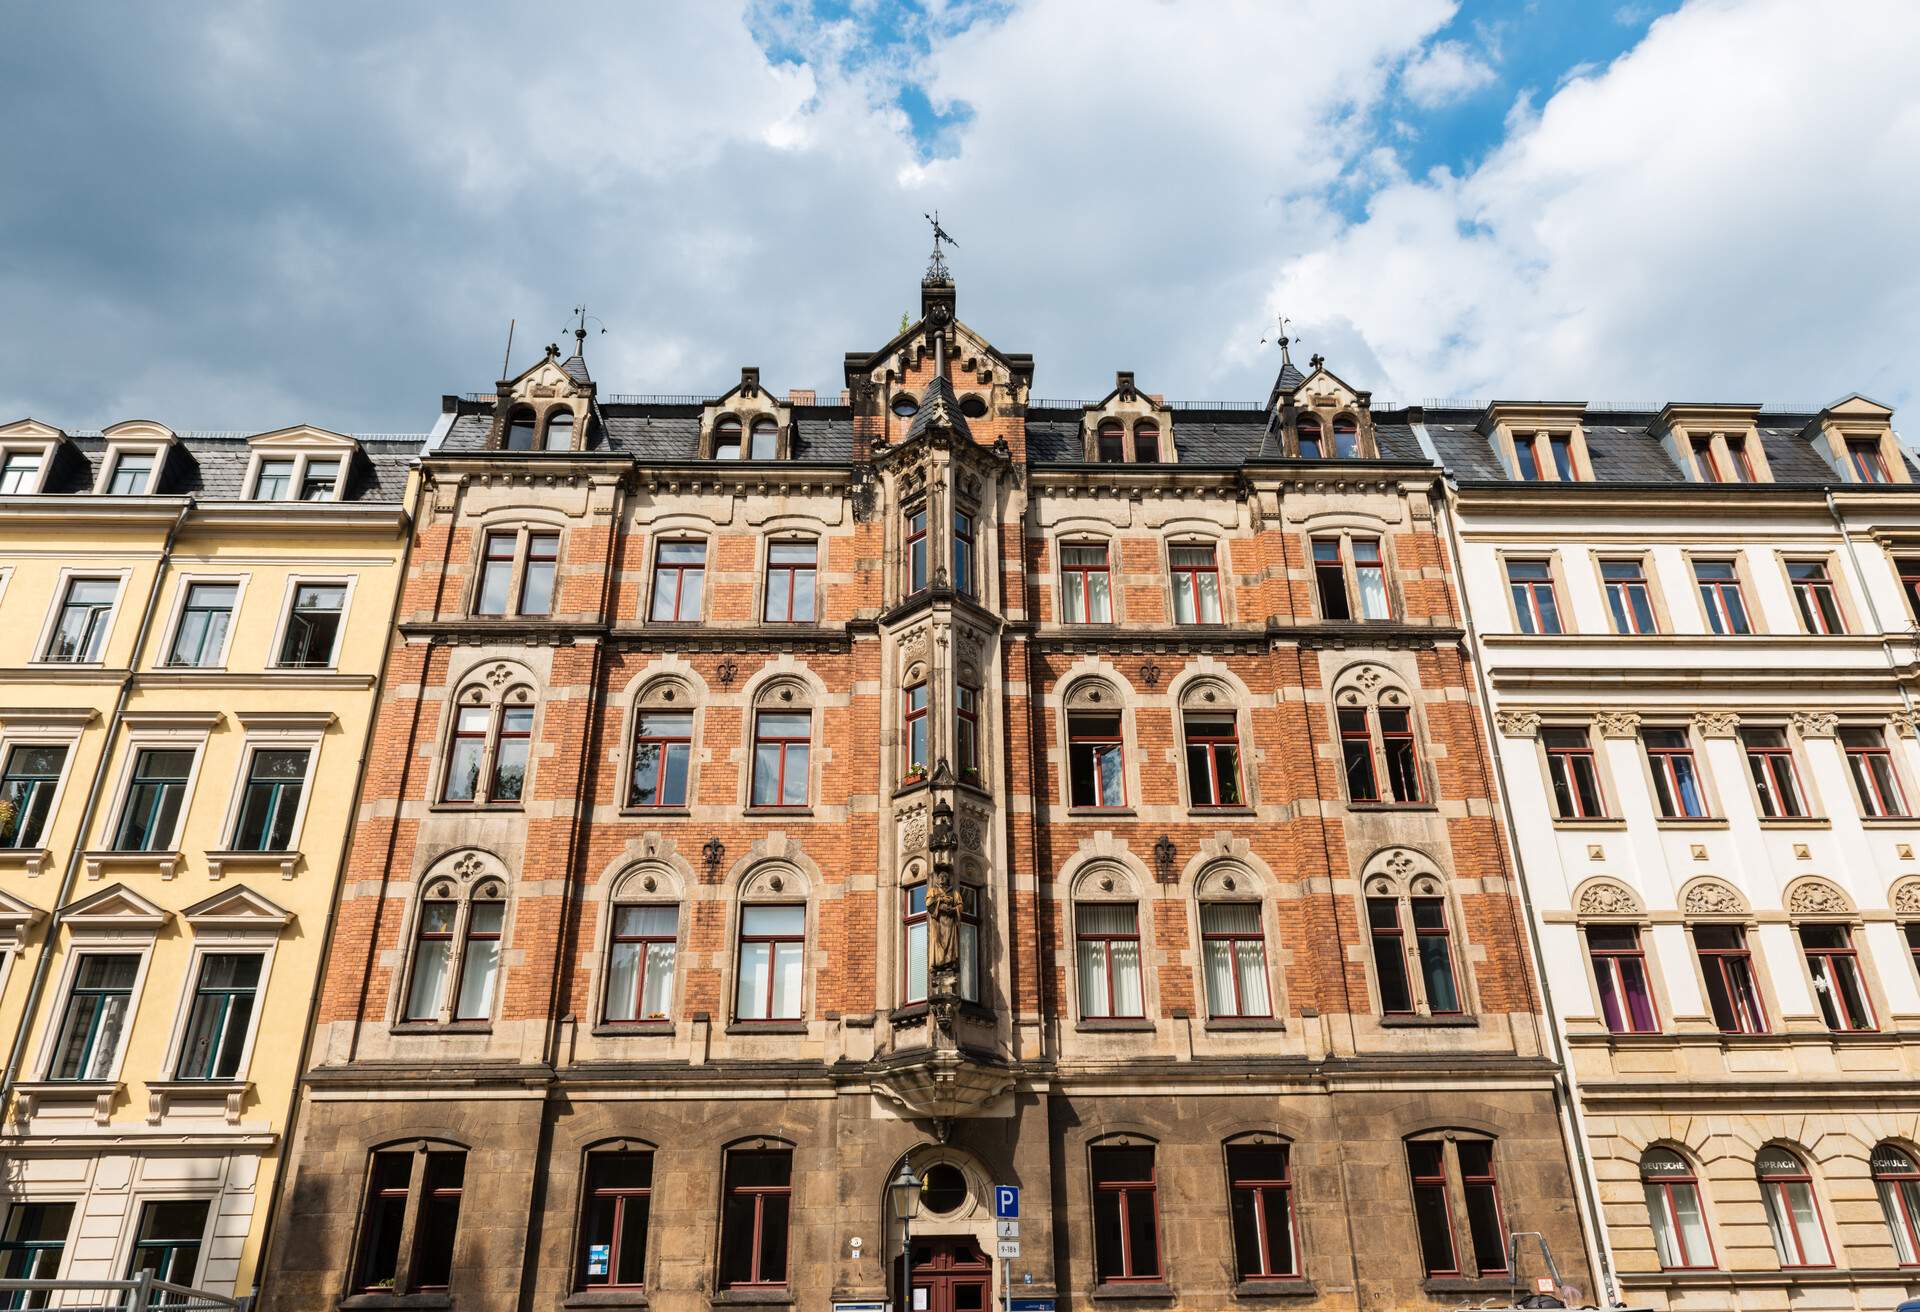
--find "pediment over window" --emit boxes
[96,421,180,496]
[247,425,360,454]
[60,882,169,931]
[1652,403,1771,484]
[183,884,293,931]
[0,887,44,940]
[1082,372,1174,464]
[0,418,74,494]
[1802,393,1908,484]
[701,367,793,460]
[1478,401,1590,481]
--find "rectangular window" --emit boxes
[1169,543,1221,624]
[605,904,677,1022]
[1694,560,1750,635]
[442,707,489,804]
[1643,729,1707,819]
[1313,538,1350,620]
[1549,434,1577,480]
[1850,437,1892,483]
[1368,897,1413,1015]
[175,952,262,1080]
[579,1152,652,1290]
[231,747,309,851]
[126,1201,208,1291]
[277,583,346,667]
[1134,425,1162,463]
[404,901,455,1020]
[1076,902,1143,1019]
[453,899,503,1021]
[1844,727,1908,817]
[1353,538,1390,619]
[903,684,929,778]
[1898,555,1920,622]
[764,540,817,622]
[107,452,154,495]
[748,421,777,461]
[1512,436,1542,481]
[1545,728,1606,819]
[490,707,532,802]
[1694,925,1767,1034]
[750,712,810,808]
[251,458,294,500]
[1339,709,1378,803]
[0,1201,73,1295]
[1788,559,1845,634]
[718,1150,792,1289]
[904,883,981,1005]
[167,582,237,667]
[1067,712,1125,809]
[1743,728,1806,819]
[1506,559,1561,635]
[49,953,139,1080]
[299,459,341,500]
[1408,1140,1457,1275]
[475,531,516,617]
[1097,425,1126,463]
[113,748,193,850]
[1413,896,1461,1014]
[518,532,559,617]
[0,453,43,494]
[1183,714,1243,808]
[1380,708,1422,803]
[1802,924,1875,1032]
[1333,418,1360,460]
[1091,1145,1161,1283]
[0,744,66,849]
[1602,558,1658,634]
[1201,903,1270,1018]
[44,577,118,662]
[1726,434,1757,482]
[1061,543,1112,624]
[736,905,804,1021]
[907,508,929,594]
[1458,1141,1508,1274]
[952,510,976,598]
[354,1150,464,1294]
[1691,435,1723,482]
[649,541,705,622]
[956,685,980,782]
[1909,922,1920,983]
[1587,925,1658,1033]
[1228,1144,1296,1280]
[628,712,692,808]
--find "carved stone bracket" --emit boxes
[1595,711,1643,740]
[1791,712,1839,739]
[1495,711,1541,738]
[1691,711,1740,739]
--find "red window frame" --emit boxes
[1412,897,1462,1016]
[443,707,491,803]
[1169,543,1221,624]
[518,531,559,617]
[1200,904,1270,1018]
[1368,897,1414,1016]
[605,905,678,1021]
[1898,556,1920,621]
[1874,1147,1920,1266]
[749,711,810,809]
[1602,558,1658,634]
[1850,438,1892,483]
[719,1149,792,1288]
[1407,1140,1458,1275]
[1183,713,1242,809]
[906,508,929,594]
[1060,542,1112,624]
[1512,435,1542,481]
[713,417,742,459]
[736,907,805,1022]
[1788,559,1845,634]
[1587,925,1659,1034]
[1801,924,1877,1032]
[1075,902,1143,1019]
[1313,537,1351,620]
[1379,707,1422,803]
[1694,560,1750,635]
[903,683,929,778]
[1694,925,1768,1034]
[1067,712,1126,809]
[1097,420,1126,463]
[1907,922,1920,982]
[1742,729,1806,818]
[1691,435,1723,482]
[406,901,456,1019]
[650,540,705,622]
[1642,1151,1716,1270]
[1295,415,1322,458]
[1545,728,1607,819]
[629,713,692,808]
[1726,434,1757,482]
[1133,421,1161,463]
[1090,1145,1162,1283]
[1844,728,1908,817]
[1227,1143,1298,1280]
[452,897,503,1021]
[1332,415,1359,459]
[578,1152,653,1290]
[1644,729,1707,819]
[476,531,517,616]
[489,706,532,802]
[1458,1140,1509,1274]
[1759,1151,1834,1269]
[1548,433,1577,480]
[1353,537,1389,618]
[1506,559,1561,634]
[952,509,976,598]
[1339,708,1379,803]
[763,540,816,623]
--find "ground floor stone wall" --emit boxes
[261,1075,1592,1311]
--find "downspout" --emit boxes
[252,465,427,1307]
[1432,478,1617,1305]
[1826,488,1920,722]
[0,499,191,1107]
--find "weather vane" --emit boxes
[1260,314,1291,349]
[924,211,957,281]
[567,304,608,354]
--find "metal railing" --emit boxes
[0,1273,242,1309]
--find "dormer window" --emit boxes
[299,460,340,501]
[105,451,156,495]
[715,417,742,460]
[1549,434,1577,479]
[241,427,361,503]
[1726,435,1757,481]
[1333,416,1360,459]
[543,412,574,452]
[1513,436,1543,481]
[1,452,44,494]
[1134,421,1161,463]
[253,459,294,500]
[505,408,538,451]
[1296,416,1322,459]
[1691,436,1723,482]
[749,418,777,460]
[1849,437,1892,484]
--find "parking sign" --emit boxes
[994,1185,1019,1219]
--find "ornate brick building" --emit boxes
[262,270,1592,1311]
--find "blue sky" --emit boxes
[1,1,1914,431]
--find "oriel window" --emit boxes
[955,685,980,781]
[906,508,929,594]
[952,509,976,598]
[903,882,980,1005]
[903,684,929,778]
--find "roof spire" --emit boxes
[1263,313,1306,409]
[924,211,957,284]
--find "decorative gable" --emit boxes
[701,367,793,460]
[0,418,72,494]
[1804,393,1907,484]
[60,882,169,933]
[492,345,596,452]
[240,425,363,502]
[183,884,294,932]
[1277,355,1377,459]
[1082,372,1174,463]
[0,887,44,948]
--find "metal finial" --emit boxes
[924,210,957,282]
[1261,315,1293,364]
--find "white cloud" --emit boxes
[1399,38,1497,107]
[1271,0,1920,411]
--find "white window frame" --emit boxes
[157,573,251,671]
[0,442,56,495]
[158,938,278,1084]
[97,725,213,855]
[35,934,161,1084]
[0,712,91,857]
[264,573,359,672]
[241,448,349,503]
[31,567,133,667]
[94,444,167,496]
[213,716,326,855]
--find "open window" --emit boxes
[1363,851,1463,1018]
[353,1142,467,1295]
[1406,1133,1508,1277]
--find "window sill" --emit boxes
[1076,1019,1156,1033]
[1756,815,1830,829]
[1090,1282,1176,1301]
[1379,1014,1478,1028]
[742,807,814,819]
[429,802,524,814]
[266,663,341,675]
[1653,817,1726,829]
[891,1001,995,1028]
[565,1291,650,1308]
[390,1021,493,1036]
[1234,1279,1318,1299]
[1067,807,1136,819]
[1190,806,1257,818]
[895,778,931,797]
[1345,801,1438,813]
[709,1289,793,1306]
[1205,1017,1287,1032]
[339,1295,452,1311]
[1860,815,1920,827]
[80,850,183,881]
[725,1021,808,1035]
[0,846,53,877]
[1421,1276,1515,1295]
[591,1020,675,1038]
[1551,817,1626,830]
[619,806,690,819]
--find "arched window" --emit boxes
[1295,415,1322,459]
[734,866,807,1022]
[749,680,813,809]
[713,416,742,460]
[578,1141,654,1290]
[748,418,778,460]
[1757,1145,1832,1268]
[543,410,574,452]
[629,679,694,809]
[1226,1134,1297,1280]
[442,677,536,804]
[1332,414,1359,458]
[504,407,537,451]
[1181,680,1244,810]
[402,856,507,1023]
[1196,866,1270,1018]
[1874,1143,1920,1265]
[1363,851,1461,1018]
[1133,420,1161,464]
[1097,420,1125,463]
[1405,1132,1507,1277]
[1073,865,1144,1019]
[1335,666,1423,804]
[1641,1148,1714,1269]
[605,866,680,1023]
[1089,1134,1161,1284]
[1064,678,1126,809]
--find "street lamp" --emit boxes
[889,1161,923,1311]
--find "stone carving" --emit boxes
[1495,711,1541,737]
[1787,879,1848,916]
[1893,880,1920,916]
[1896,711,1920,740]
[1576,880,1641,917]
[899,805,928,854]
[1791,712,1839,739]
[1384,850,1416,880]
[485,663,514,688]
[1691,711,1740,738]
[1682,879,1744,916]
[1353,666,1385,694]
[1595,711,1643,739]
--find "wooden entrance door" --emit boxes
[901,1235,991,1312]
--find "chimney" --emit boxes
[787,389,817,406]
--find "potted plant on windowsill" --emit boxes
[902,765,928,785]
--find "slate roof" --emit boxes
[560,352,592,385]
[36,432,421,502]
[436,405,857,463]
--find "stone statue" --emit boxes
[924,863,963,981]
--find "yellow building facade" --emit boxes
[0,418,417,1301]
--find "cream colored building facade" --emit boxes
[0,418,417,1300]
[1437,396,1920,1309]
